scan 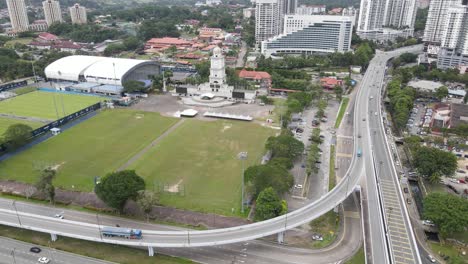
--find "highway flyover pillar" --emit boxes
[277,231,284,244]
[50,233,57,241]
[148,246,155,256]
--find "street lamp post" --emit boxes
[12,201,21,226]
[238,151,248,214]
[10,248,16,264]
[96,213,103,240]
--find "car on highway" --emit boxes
[362,118,366,121]
[38,257,50,264]
[54,213,64,219]
[428,254,436,263]
[30,247,41,253]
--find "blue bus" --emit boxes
[357,148,362,157]
[101,226,143,239]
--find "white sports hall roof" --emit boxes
[45,55,155,86]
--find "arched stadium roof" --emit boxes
[45,55,157,86]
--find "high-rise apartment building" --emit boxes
[283,0,297,15]
[437,1,468,69]
[70,3,87,24]
[43,0,63,26]
[423,0,460,43]
[6,0,29,32]
[357,0,417,40]
[296,5,326,15]
[255,0,282,45]
[261,15,353,57]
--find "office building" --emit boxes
[261,15,353,57]
[43,0,63,26]
[357,0,417,40]
[437,1,468,69]
[6,0,29,32]
[70,3,87,24]
[283,0,297,14]
[255,0,282,45]
[296,5,326,15]
[423,0,460,43]
[342,6,359,26]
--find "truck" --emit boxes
[100,226,142,239]
[357,148,362,157]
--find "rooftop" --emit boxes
[238,69,271,80]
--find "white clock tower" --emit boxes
[209,47,226,86]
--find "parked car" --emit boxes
[406,198,412,204]
[428,254,436,263]
[403,187,408,193]
[38,257,50,264]
[294,184,303,189]
[312,234,323,241]
[422,220,435,227]
[30,247,41,253]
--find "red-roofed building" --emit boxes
[320,77,343,89]
[238,69,272,91]
[145,37,193,50]
[37,32,59,42]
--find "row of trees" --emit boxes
[103,36,141,56]
[48,23,124,43]
[387,78,416,129]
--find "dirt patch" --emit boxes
[135,114,144,119]
[50,162,65,171]
[221,123,232,132]
[166,179,183,193]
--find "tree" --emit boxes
[245,164,294,197]
[269,157,293,170]
[266,134,304,160]
[136,190,159,222]
[453,124,468,140]
[334,85,343,101]
[104,43,126,56]
[413,147,458,181]
[123,36,140,50]
[254,187,284,221]
[434,86,448,101]
[2,124,33,150]
[123,80,146,93]
[257,95,274,105]
[36,168,56,203]
[423,193,468,238]
[95,170,145,212]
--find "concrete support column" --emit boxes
[50,233,57,241]
[148,246,155,256]
[277,231,284,244]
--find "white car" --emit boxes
[38,257,50,264]
[422,220,435,227]
[428,254,436,263]
[294,184,303,189]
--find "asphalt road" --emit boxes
[0,237,113,264]
[360,46,424,264]
[0,196,361,264]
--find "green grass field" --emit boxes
[0,117,43,135]
[130,119,276,215]
[0,110,178,191]
[345,246,365,264]
[0,91,104,120]
[335,97,349,129]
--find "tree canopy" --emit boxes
[254,187,285,221]
[244,164,294,197]
[123,80,147,93]
[266,134,304,160]
[36,168,56,203]
[434,86,448,101]
[2,123,33,150]
[423,193,468,238]
[95,170,146,212]
[413,147,458,182]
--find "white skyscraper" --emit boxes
[43,0,63,26]
[255,0,282,45]
[6,0,29,32]
[441,3,468,54]
[70,3,87,24]
[262,15,353,57]
[357,0,417,39]
[423,0,460,43]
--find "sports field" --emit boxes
[0,117,43,135]
[130,119,276,215]
[0,109,178,191]
[0,91,104,120]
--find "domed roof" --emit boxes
[213,46,222,55]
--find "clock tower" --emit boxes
[209,47,226,87]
